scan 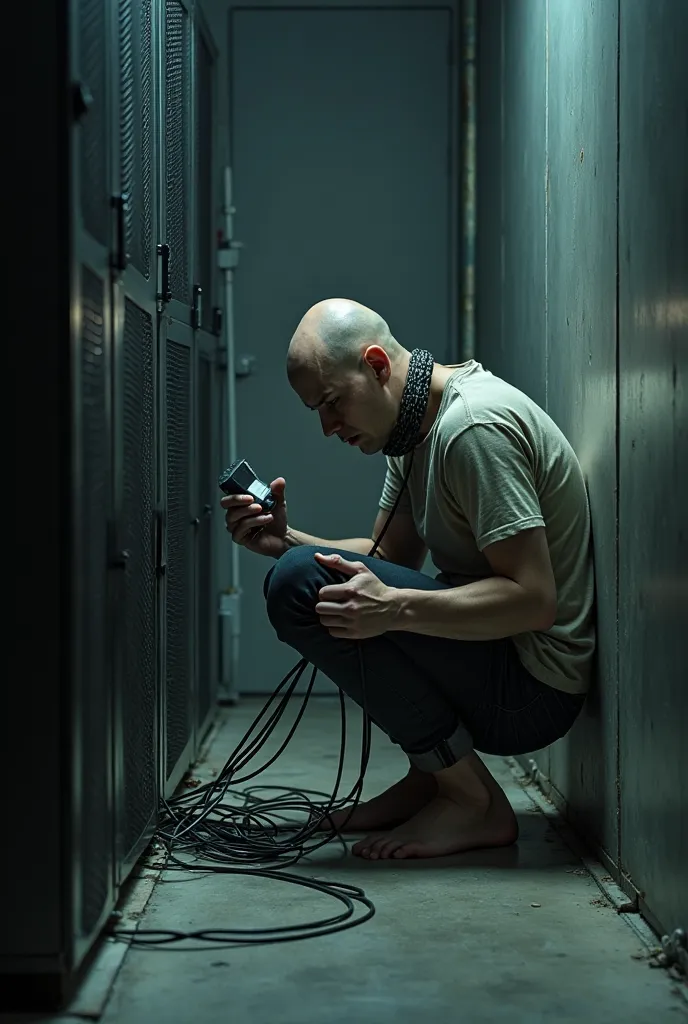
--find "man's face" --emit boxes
[290,357,399,455]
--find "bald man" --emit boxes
[222,298,595,860]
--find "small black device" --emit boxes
[218,458,276,513]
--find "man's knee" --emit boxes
[263,545,322,635]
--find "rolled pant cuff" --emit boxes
[406,723,474,773]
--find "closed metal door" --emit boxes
[70,0,116,966]
[162,0,195,326]
[230,7,454,693]
[111,0,160,884]
[195,336,219,742]
[161,317,196,795]
[194,14,217,334]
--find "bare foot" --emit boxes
[352,754,518,860]
[317,765,437,832]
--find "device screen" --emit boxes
[234,462,270,501]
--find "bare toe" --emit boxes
[352,833,384,858]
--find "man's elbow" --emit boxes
[532,591,557,631]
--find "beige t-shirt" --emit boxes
[379,361,595,695]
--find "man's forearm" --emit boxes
[389,576,555,641]
[285,527,383,559]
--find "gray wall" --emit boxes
[476,0,687,937]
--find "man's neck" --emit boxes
[418,363,463,438]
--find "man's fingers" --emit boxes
[315,601,353,620]
[231,513,272,543]
[317,584,352,601]
[224,503,267,534]
[220,494,255,509]
[314,552,365,575]
[269,477,286,500]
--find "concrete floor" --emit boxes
[40,699,688,1022]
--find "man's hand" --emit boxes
[221,477,289,559]
[314,553,397,639]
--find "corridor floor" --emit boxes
[53,699,688,1022]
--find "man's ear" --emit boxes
[363,345,391,383]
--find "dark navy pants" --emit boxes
[264,545,585,773]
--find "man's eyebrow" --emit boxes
[305,394,328,411]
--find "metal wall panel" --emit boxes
[476,0,688,937]
[618,0,688,934]
[544,0,619,865]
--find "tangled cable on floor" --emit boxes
[111,459,414,947]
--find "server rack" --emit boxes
[2,0,224,1009]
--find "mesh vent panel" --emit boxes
[79,0,108,244]
[165,340,193,775]
[165,1,191,302]
[121,300,157,858]
[79,268,111,934]
[197,356,213,727]
[196,33,213,327]
[119,0,153,277]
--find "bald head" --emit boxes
[287,298,403,378]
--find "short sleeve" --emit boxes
[379,456,412,514]
[446,423,545,551]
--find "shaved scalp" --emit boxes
[288,298,404,376]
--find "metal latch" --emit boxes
[157,243,172,304]
[192,284,203,330]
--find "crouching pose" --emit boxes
[222,298,594,860]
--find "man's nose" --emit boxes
[318,408,340,437]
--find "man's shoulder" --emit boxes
[439,365,554,444]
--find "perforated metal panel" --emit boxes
[119,0,153,277]
[78,268,111,935]
[165,1,191,303]
[121,299,157,859]
[79,0,108,244]
[196,355,213,728]
[196,31,213,328]
[165,340,193,776]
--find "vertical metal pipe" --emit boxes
[460,0,477,360]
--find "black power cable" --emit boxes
[112,457,415,947]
